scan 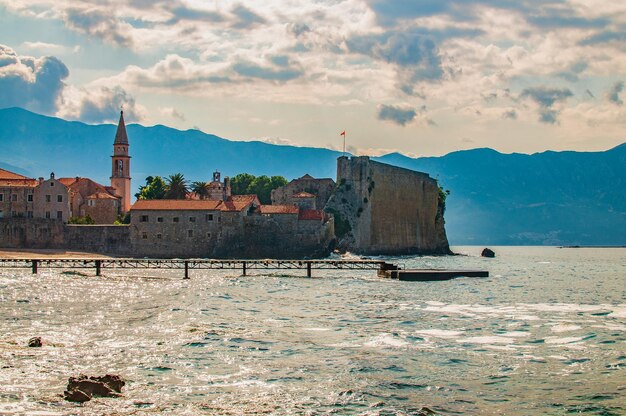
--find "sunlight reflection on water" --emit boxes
[0,246,624,415]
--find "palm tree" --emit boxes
[165,173,189,199]
[191,181,209,199]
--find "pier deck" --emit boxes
[0,258,398,279]
[384,269,489,281]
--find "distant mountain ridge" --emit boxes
[1,107,624,245]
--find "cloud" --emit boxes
[520,87,573,124]
[59,85,144,123]
[287,22,311,37]
[579,31,626,48]
[0,44,68,114]
[607,81,624,105]
[502,109,517,120]
[166,4,224,24]
[377,104,416,126]
[231,4,266,29]
[63,7,133,47]
[232,61,303,81]
[346,31,444,94]
[159,106,186,121]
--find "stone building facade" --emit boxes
[325,156,450,255]
[33,174,71,222]
[126,196,334,258]
[0,168,37,219]
[271,174,335,210]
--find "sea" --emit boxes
[0,246,624,415]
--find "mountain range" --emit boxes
[1,107,624,245]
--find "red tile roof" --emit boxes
[259,205,299,215]
[0,168,38,187]
[0,179,38,187]
[131,199,223,211]
[0,168,32,180]
[298,209,325,221]
[87,192,119,200]
[58,177,80,186]
[292,191,315,198]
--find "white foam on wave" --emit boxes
[608,306,626,318]
[545,336,584,345]
[456,336,516,344]
[550,324,582,333]
[363,333,409,348]
[304,327,332,331]
[414,329,463,338]
[500,331,531,338]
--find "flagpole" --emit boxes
[343,131,346,156]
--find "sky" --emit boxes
[0,0,625,157]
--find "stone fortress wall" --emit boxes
[325,156,450,255]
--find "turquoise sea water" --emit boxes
[0,246,624,415]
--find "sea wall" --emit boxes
[0,218,130,255]
[325,156,450,255]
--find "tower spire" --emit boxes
[114,110,129,145]
[111,110,131,213]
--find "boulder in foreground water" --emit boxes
[481,248,496,258]
[64,374,125,402]
[27,337,42,347]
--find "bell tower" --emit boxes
[111,110,131,213]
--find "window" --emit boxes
[188,230,193,237]
[0,194,4,202]
[156,233,162,239]
[173,217,179,223]
[27,211,33,218]
[11,194,17,202]
[11,211,17,217]
[88,200,95,207]
[0,210,3,218]
[207,232,211,238]
[218,216,221,222]
[157,217,164,223]
[57,211,63,219]
[50,182,54,187]
[45,195,51,203]
[189,216,196,222]
[45,211,51,219]
[206,214,213,221]
[57,195,63,202]
[142,232,148,239]
[140,215,149,222]
[27,194,33,202]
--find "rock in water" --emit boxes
[27,337,42,347]
[481,248,496,258]
[64,374,125,402]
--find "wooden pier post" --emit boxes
[95,260,101,276]
[242,261,247,276]
[306,262,312,278]
[184,261,189,279]
[32,260,38,274]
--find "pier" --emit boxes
[0,258,489,280]
[0,258,399,279]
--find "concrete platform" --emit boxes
[384,269,489,281]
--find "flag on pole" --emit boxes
[340,131,346,136]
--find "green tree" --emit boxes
[229,173,288,204]
[164,173,189,199]
[68,215,96,225]
[250,175,272,204]
[230,173,255,195]
[191,181,209,199]
[136,176,167,200]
